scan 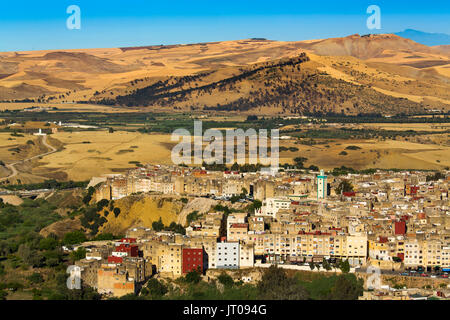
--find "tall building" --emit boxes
[182,248,204,274]
[317,169,327,200]
[216,242,239,269]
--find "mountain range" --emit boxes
[0,33,449,115]
[395,29,450,46]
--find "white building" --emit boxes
[216,242,239,269]
[33,128,47,136]
[255,198,290,218]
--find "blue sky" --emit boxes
[0,0,449,51]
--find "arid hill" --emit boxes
[0,34,449,115]
[434,45,450,55]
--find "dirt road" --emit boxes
[0,135,58,182]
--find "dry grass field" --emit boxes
[0,132,32,149]
[27,130,449,182]
[279,138,449,170]
[361,123,450,132]
[35,131,174,180]
[1,118,448,183]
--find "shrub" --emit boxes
[63,231,87,245]
[185,269,202,284]
[217,273,234,288]
[28,272,44,284]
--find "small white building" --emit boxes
[255,198,291,218]
[216,242,239,269]
[33,128,47,136]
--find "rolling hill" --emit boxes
[0,34,449,115]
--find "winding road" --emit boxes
[0,135,58,182]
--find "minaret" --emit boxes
[317,169,327,200]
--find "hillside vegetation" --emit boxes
[94,53,425,115]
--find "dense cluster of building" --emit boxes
[75,165,449,297]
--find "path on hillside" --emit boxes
[177,198,219,226]
[0,135,58,182]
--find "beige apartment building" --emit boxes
[175,234,218,269]
[404,238,423,267]
[247,232,367,266]
[227,212,248,238]
[228,223,249,242]
[239,242,255,268]
[142,241,183,277]
[156,243,183,278]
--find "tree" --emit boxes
[293,157,308,168]
[96,199,109,211]
[329,274,363,300]
[322,259,332,271]
[336,180,354,195]
[339,259,350,273]
[144,278,168,298]
[309,262,315,270]
[70,247,86,262]
[63,230,87,245]
[93,233,119,241]
[44,250,63,267]
[231,163,240,171]
[82,187,95,205]
[152,218,164,231]
[113,207,121,218]
[257,265,309,300]
[217,272,234,288]
[165,222,185,235]
[186,211,200,225]
[252,200,262,210]
[230,195,240,204]
[39,237,59,251]
[185,269,202,284]
[17,244,44,267]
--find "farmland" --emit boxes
[0,116,447,183]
